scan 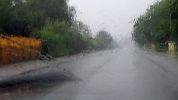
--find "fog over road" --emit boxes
[1,40,178,100]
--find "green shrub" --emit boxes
[32,21,115,57]
[32,21,86,57]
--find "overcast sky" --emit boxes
[70,0,157,39]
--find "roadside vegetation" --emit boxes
[0,0,116,57]
[132,0,178,52]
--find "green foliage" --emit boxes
[92,30,114,50]
[133,0,178,46]
[32,21,88,57]
[0,0,75,36]
[32,21,115,57]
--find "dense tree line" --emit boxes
[0,0,115,57]
[0,0,75,36]
[133,0,178,48]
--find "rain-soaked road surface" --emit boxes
[1,41,178,100]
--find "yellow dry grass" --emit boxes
[0,35,42,64]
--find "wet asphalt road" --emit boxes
[1,42,178,100]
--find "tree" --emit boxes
[93,30,114,49]
[132,0,177,46]
[0,0,75,36]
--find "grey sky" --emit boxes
[70,0,157,39]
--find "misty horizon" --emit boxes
[70,0,157,40]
